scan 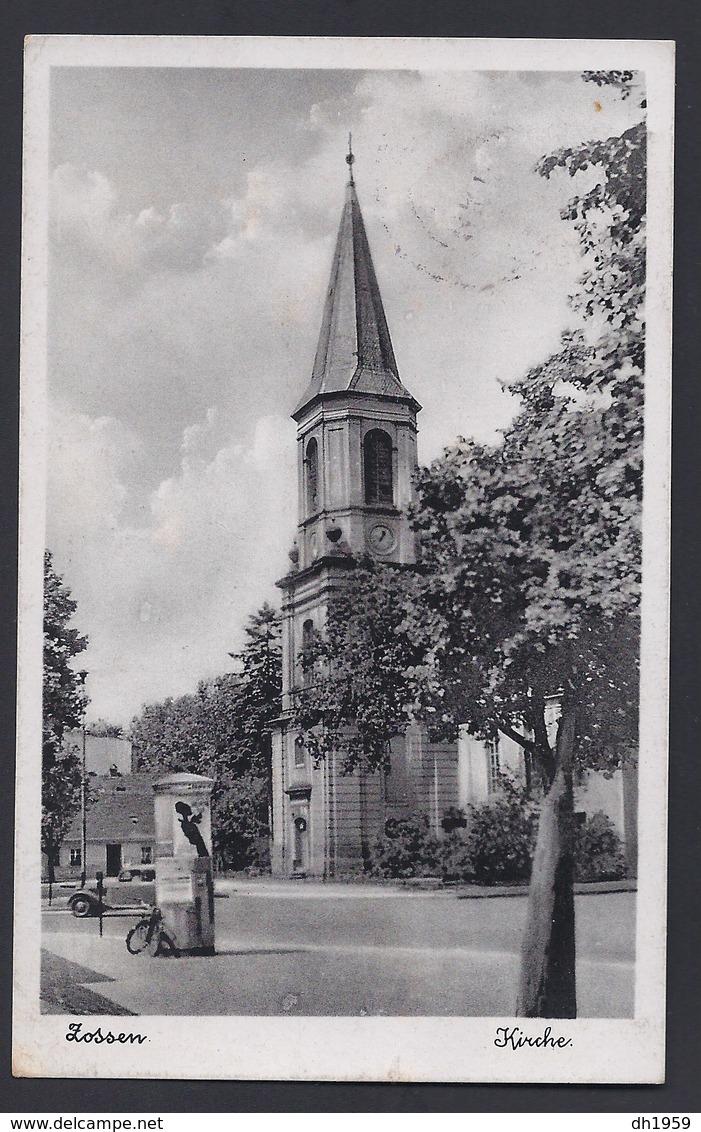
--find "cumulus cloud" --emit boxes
[47,403,296,722]
[51,163,229,273]
[45,67,644,720]
[48,158,331,503]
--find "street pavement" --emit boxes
[41,879,635,1018]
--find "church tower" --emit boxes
[292,148,421,573]
[271,146,446,878]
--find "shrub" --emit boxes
[467,780,539,883]
[441,806,468,833]
[370,814,441,879]
[574,811,627,881]
[370,796,627,886]
[441,778,539,884]
[440,829,476,882]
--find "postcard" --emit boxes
[15,35,674,1082]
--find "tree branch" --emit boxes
[497,721,535,752]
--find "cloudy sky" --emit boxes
[45,65,643,725]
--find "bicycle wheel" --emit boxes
[126,921,150,955]
[156,931,179,958]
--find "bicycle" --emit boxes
[125,906,179,957]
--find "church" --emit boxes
[269,149,637,879]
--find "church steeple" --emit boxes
[293,147,419,420]
[290,145,421,573]
[271,147,460,884]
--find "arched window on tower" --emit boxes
[305,437,319,514]
[364,429,393,506]
[294,735,307,769]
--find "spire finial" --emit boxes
[346,132,355,184]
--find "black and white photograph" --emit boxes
[15,36,674,1082]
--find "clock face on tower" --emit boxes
[368,523,396,555]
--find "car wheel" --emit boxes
[70,896,95,918]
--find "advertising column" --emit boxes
[152,772,215,955]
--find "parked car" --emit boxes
[68,867,156,918]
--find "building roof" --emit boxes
[64,773,156,843]
[293,176,419,419]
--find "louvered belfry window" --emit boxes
[301,618,315,687]
[306,437,319,513]
[364,429,393,505]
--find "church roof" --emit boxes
[293,174,419,419]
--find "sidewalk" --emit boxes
[40,928,525,1017]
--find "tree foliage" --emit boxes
[410,79,645,1016]
[131,604,282,870]
[42,551,89,875]
[293,562,427,773]
[43,551,88,766]
[410,99,645,785]
[86,719,125,739]
[227,602,283,779]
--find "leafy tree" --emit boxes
[409,82,644,1016]
[581,71,638,101]
[210,770,271,873]
[131,604,282,870]
[86,719,125,739]
[293,562,426,773]
[131,689,207,771]
[227,602,282,829]
[131,680,269,870]
[42,551,89,881]
[42,749,83,884]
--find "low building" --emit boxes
[58,773,156,880]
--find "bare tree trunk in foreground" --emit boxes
[517,708,577,1018]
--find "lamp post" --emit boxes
[78,670,88,887]
[261,625,275,840]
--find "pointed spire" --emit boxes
[293,145,419,419]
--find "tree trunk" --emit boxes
[517,707,577,1018]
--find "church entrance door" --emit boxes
[291,804,310,875]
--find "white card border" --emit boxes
[14,34,675,1083]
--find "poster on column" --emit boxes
[15,34,674,1083]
